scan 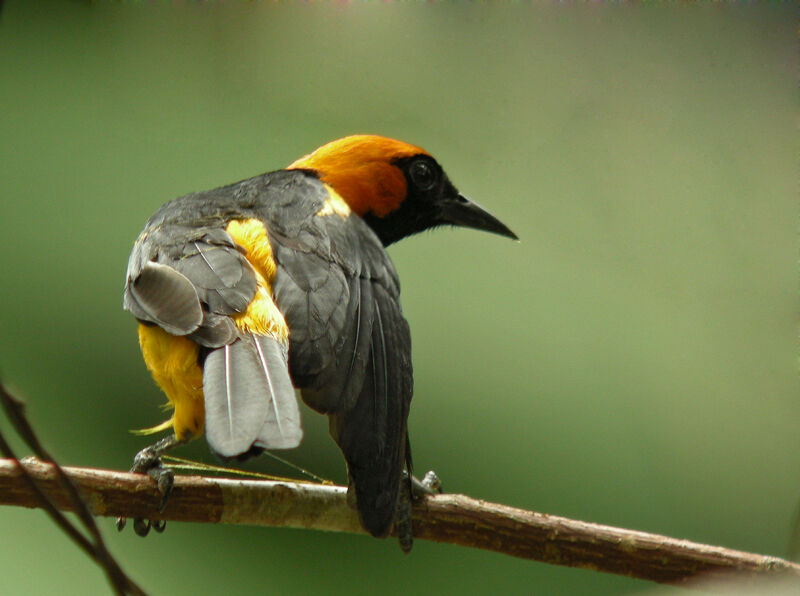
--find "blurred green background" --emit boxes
[0,2,795,594]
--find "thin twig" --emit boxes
[0,458,797,589]
[0,383,148,596]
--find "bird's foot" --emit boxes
[394,470,443,553]
[116,435,182,536]
[411,470,442,500]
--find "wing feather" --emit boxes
[204,334,301,458]
[126,262,203,335]
[267,199,412,538]
[204,339,269,457]
[252,334,302,449]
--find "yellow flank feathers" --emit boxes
[137,324,204,440]
[225,219,277,284]
[132,418,173,436]
[136,218,288,440]
[226,219,289,343]
[316,184,352,219]
[232,285,289,342]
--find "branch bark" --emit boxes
[1,457,797,589]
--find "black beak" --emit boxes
[438,194,518,240]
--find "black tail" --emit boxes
[329,297,411,537]
[332,409,409,537]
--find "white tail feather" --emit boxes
[203,334,302,458]
[251,334,302,449]
[253,334,283,435]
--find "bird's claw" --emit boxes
[411,470,442,500]
[117,439,178,535]
[148,465,174,512]
[132,518,152,537]
[392,470,443,553]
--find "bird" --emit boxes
[121,134,517,549]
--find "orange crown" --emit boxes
[288,135,428,218]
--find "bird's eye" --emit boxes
[409,159,437,191]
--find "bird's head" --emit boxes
[288,134,517,246]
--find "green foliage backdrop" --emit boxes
[0,3,795,594]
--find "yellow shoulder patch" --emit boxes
[225,219,277,283]
[225,218,289,343]
[316,184,352,219]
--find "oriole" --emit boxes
[122,135,516,550]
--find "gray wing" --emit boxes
[265,193,413,538]
[124,226,256,348]
[124,213,302,455]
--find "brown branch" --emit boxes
[0,458,797,589]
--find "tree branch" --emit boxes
[1,457,797,589]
